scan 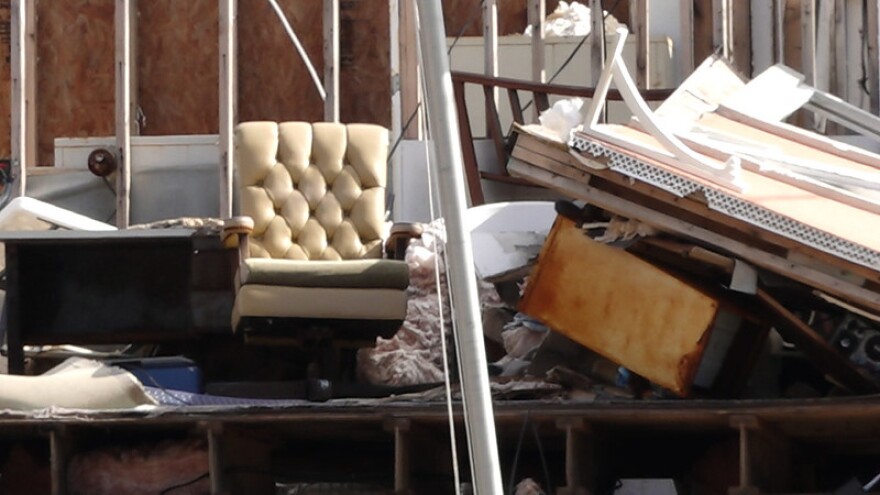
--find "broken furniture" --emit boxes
[0,228,236,374]
[521,215,770,397]
[225,121,412,380]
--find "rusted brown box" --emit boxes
[520,216,720,396]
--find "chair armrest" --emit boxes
[385,222,423,260]
[222,216,254,259]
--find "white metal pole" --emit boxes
[414,1,503,494]
[219,0,238,218]
[115,0,134,228]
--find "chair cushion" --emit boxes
[233,286,407,325]
[239,258,410,290]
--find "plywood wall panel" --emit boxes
[339,0,390,126]
[238,0,324,124]
[138,0,219,136]
[37,0,115,166]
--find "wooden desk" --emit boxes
[0,229,236,374]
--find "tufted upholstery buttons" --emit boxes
[235,121,389,261]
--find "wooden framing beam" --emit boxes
[324,0,340,122]
[801,0,816,87]
[389,0,400,138]
[400,0,422,139]
[750,0,774,74]
[678,0,694,81]
[484,0,498,133]
[712,0,730,58]
[868,0,880,114]
[10,0,35,197]
[115,0,136,228]
[529,0,546,84]
[629,0,649,88]
[219,0,238,219]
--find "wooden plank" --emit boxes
[400,0,421,139]
[833,0,848,103]
[507,159,880,315]
[507,88,525,125]
[751,0,775,74]
[529,0,546,84]
[629,0,649,88]
[50,427,71,495]
[10,0,33,197]
[453,80,485,206]
[483,84,508,171]
[678,0,695,81]
[115,0,135,228]
[483,0,498,135]
[219,0,237,219]
[731,0,751,75]
[869,0,880,114]
[775,0,786,63]
[712,0,728,58]
[801,0,816,87]
[324,0,340,122]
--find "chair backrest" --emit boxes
[235,121,389,260]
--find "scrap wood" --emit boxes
[508,159,880,314]
[757,288,880,394]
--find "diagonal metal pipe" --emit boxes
[413,1,504,493]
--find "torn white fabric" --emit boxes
[0,357,156,410]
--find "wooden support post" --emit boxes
[678,0,694,81]
[867,0,880,114]
[389,0,400,142]
[591,0,606,84]
[324,0,340,122]
[629,0,649,89]
[814,0,835,131]
[556,418,594,495]
[385,418,412,495]
[775,0,786,64]
[115,0,136,228]
[730,416,793,494]
[484,0,498,134]
[712,0,731,59]
[50,427,71,495]
[751,0,774,75]
[219,0,237,219]
[400,0,422,139]
[801,0,816,87]
[206,424,226,495]
[834,0,848,102]
[10,0,35,196]
[731,1,751,76]
[529,0,546,84]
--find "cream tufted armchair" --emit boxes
[223,122,416,344]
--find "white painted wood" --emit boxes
[115,0,135,227]
[10,0,33,197]
[590,0,605,83]
[814,0,835,131]
[219,0,237,218]
[712,0,728,58]
[750,0,775,74]
[629,0,649,88]
[507,160,880,313]
[267,0,326,100]
[323,0,340,121]
[389,0,402,213]
[529,0,546,83]
[678,0,694,81]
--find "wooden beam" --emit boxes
[400,0,422,139]
[775,0,786,63]
[324,0,340,122]
[833,0,848,102]
[751,0,774,74]
[712,0,730,58]
[484,0,498,133]
[50,427,71,495]
[10,0,34,196]
[868,0,880,114]
[678,0,694,81]
[591,0,606,84]
[801,0,816,87]
[385,418,412,494]
[219,0,237,219]
[115,0,136,228]
[731,0,751,76]
[529,0,546,84]
[629,0,649,88]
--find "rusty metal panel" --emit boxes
[520,216,720,396]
